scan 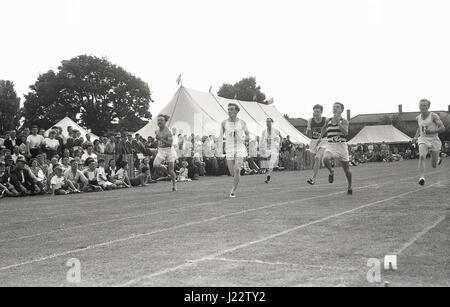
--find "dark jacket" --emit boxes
[10,167,36,190]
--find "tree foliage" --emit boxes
[22,55,152,134]
[217,77,267,103]
[0,80,21,133]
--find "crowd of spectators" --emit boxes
[0,125,301,198]
[347,141,420,165]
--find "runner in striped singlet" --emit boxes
[320,102,353,195]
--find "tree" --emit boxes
[22,55,153,135]
[217,77,267,103]
[0,80,21,133]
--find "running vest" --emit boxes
[310,117,326,140]
[263,128,281,151]
[224,119,246,148]
[325,118,347,143]
[417,112,439,138]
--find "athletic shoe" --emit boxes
[418,177,425,186]
[229,193,236,198]
[265,175,271,184]
[347,189,353,195]
[438,157,442,166]
[0,190,5,199]
[328,173,334,184]
[307,178,315,185]
[172,186,177,192]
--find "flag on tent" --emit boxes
[209,86,212,93]
[252,93,257,101]
[176,74,182,85]
[266,98,274,105]
[234,93,237,99]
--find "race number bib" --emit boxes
[331,136,342,142]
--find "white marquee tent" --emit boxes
[45,116,99,140]
[136,87,310,144]
[348,125,412,145]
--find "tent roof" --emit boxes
[45,117,99,140]
[348,125,412,145]
[137,87,310,144]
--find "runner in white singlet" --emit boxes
[261,118,281,184]
[413,99,445,186]
[218,103,250,198]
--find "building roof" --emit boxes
[350,111,449,124]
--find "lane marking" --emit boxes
[123,181,444,286]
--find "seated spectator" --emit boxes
[97,159,117,190]
[177,160,191,182]
[106,159,127,188]
[64,159,89,191]
[50,164,80,195]
[83,159,103,192]
[60,156,71,173]
[0,161,19,197]
[10,156,42,196]
[18,135,27,156]
[29,158,48,193]
[116,161,148,187]
[47,157,59,180]
[138,157,156,184]
[82,133,93,150]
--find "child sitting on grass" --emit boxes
[176,160,191,182]
[50,165,80,195]
[97,158,117,190]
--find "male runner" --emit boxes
[413,99,445,186]
[153,114,177,191]
[261,118,281,183]
[306,104,327,185]
[218,103,250,198]
[320,102,353,195]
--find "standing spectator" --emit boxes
[44,130,60,159]
[81,143,98,164]
[3,131,16,152]
[26,125,45,158]
[104,135,116,155]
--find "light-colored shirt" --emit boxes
[27,134,44,149]
[50,175,66,189]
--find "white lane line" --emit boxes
[0,181,380,272]
[392,215,446,256]
[123,181,444,286]
[0,165,421,214]
[1,170,429,241]
[203,257,357,271]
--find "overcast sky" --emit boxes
[1,0,450,120]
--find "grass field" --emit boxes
[0,159,448,287]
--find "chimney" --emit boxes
[398,104,403,113]
[347,109,351,120]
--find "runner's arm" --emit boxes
[430,113,445,134]
[338,118,349,136]
[217,121,225,157]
